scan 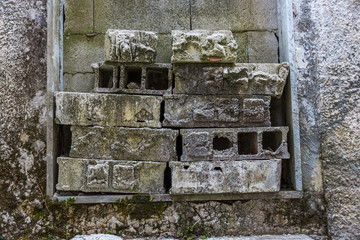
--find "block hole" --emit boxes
[183,165,189,170]
[237,132,258,155]
[213,167,223,172]
[270,96,286,126]
[281,159,291,189]
[125,67,142,89]
[160,101,165,123]
[213,136,232,151]
[58,125,72,157]
[176,135,183,161]
[99,65,113,88]
[262,131,282,152]
[164,163,172,193]
[146,68,169,90]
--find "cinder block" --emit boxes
[248,31,279,63]
[69,126,178,161]
[163,94,270,127]
[170,160,281,194]
[190,0,278,31]
[55,92,162,128]
[104,30,158,63]
[173,63,289,98]
[57,157,166,193]
[63,34,104,73]
[94,0,190,34]
[180,127,290,161]
[92,62,172,96]
[171,30,238,63]
[63,73,95,92]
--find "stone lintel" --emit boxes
[70,126,178,162]
[163,94,271,127]
[57,157,166,193]
[180,127,290,161]
[170,160,281,194]
[173,63,289,98]
[55,92,162,128]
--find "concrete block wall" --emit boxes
[63,0,279,92]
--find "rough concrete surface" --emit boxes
[1,0,359,239]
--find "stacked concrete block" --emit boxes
[57,157,166,193]
[93,30,172,95]
[56,29,291,196]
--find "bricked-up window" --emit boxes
[47,0,302,202]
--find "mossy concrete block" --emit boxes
[69,126,178,161]
[248,31,279,63]
[163,94,271,127]
[171,30,238,63]
[180,127,290,161]
[94,0,190,34]
[64,0,94,34]
[173,63,289,97]
[63,73,95,92]
[170,159,281,194]
[234,32,248,63]
[57,157,166,193]
[63,34,104,73]
[55,92,162,128]
[191,0,278,31]
[104,30,158,63]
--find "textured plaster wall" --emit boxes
[0,0,358,239]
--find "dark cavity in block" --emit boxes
[146,68,169,90]
[238,132,258,155]
[262,130,282,152]
[213,136,232,151]
[125,67,142,89]
[99,64,113,88]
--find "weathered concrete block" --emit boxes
[170,160,281,194]
[163,94,270,127]
[64,0,93,34]
[63,73,95,92]
[94,0,190,34]
[104,30,158,63]
[173,63,289,98]
[248,31,279,63]
[70,126,178,161]
[92,62,172,96]
[171,30,238,63]
[191,0,278,31]
[55,92,162,128]
[56,157,166,193]
[63,34,104,73]
[180,127,290,161]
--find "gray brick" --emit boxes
[55,92,162,128]
[63,34,104,73]
[69,126,178,161]
[170,160,281,194]
[191,0,278,31]
[248,31,279,63]
[94,0,190,34]
[64,0,94,34]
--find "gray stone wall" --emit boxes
[0,0,358,239]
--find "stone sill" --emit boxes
[53,190,302,204]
